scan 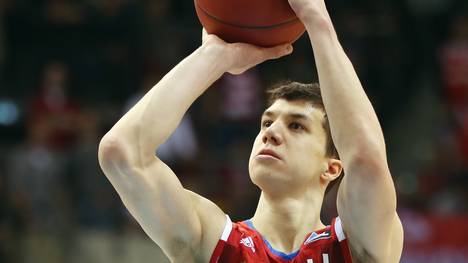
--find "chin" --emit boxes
[249,165,290,192]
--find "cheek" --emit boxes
[308,135,327,156]
[289,151,322,183]
[294,141,325,167]
[249,134,262,159]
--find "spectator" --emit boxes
[5,120,71,263]
[67,108,124,263]
[28,61,81,152]
[440,13,468,164]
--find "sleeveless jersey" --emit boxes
[210,216,353,263]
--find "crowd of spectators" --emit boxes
[0,0,467,262]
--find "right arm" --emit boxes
[98,33,292,262]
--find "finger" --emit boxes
[260,44,293,60]
[202,28,208,43]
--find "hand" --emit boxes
[201,29,293,75]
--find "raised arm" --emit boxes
[98,32,292,262]
[288,1,403,262]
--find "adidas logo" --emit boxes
[240,236,256,252]
[304,231,331,245]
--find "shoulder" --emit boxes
[184,190,227,262]
[343,213,404,262]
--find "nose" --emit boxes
[262,125,283,146]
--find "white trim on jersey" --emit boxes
[334,217,346,242]
[221,215,233,241]
[323,253,329,263]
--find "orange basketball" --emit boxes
[194,0,305,47]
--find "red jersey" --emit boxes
[210,216,353,263]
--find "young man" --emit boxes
[98,0,404,262]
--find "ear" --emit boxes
[321,158,343,183]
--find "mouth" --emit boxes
[257,149,282,160]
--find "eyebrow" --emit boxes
[262,110,312,122]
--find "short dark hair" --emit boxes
[267,81,338,159]
[266,81,342,194]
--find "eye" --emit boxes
[262,120,273,127]
[289,122,304,131]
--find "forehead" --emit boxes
[264,99,325,123]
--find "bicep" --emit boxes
[337,162,402,261]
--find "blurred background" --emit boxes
[0,0,467,262]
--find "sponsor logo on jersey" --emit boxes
[240,236,256,252]
[304,231,331,245]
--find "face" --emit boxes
[248,99,330,194]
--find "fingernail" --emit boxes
[287,45,293,53]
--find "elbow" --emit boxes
[98,133,128,175]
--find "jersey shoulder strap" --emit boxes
[331,217,353,262]
[209,215,233,263]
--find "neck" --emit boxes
[250,188,326,254]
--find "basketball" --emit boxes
[194,0,306,47]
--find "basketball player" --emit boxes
[98,0,404,262]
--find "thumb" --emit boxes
[261,44,294,60]
[202,28,208,43]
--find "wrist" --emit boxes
[198,42,231,74]
[303,14,333,32]
[304,16,337,43]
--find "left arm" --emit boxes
[288,1,403,262]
